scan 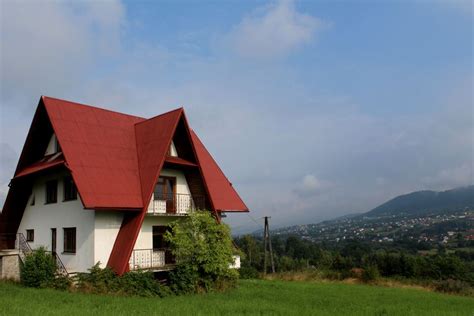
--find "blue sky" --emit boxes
[1,0,472,233]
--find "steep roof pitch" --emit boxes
[43,97,145,209]
[108,109,184,274]
[190,130,248,212]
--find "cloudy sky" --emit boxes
[1,0,472,234]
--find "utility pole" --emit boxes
[263,216,275,275]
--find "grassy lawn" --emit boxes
[1,279,473,316]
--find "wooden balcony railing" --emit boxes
[147,193,205,215]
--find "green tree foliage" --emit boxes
[76,263,170,297]
[20,247,57,288]
[165,210,238,293]
[234,234,474,294]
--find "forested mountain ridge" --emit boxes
[365,185,474,217]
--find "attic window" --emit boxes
[168,141,178,157]
[45,134,61,156]
[54,137,61,153]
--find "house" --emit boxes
[0,96,248,277]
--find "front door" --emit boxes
[154,176,176,213]
[51,228,57,254]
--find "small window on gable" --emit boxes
[30,193,35,206]
[45,134,61,156]
[63,176,77,201]
[26,229,34,242]
[54,136,61,153]
[168,141,178,157]
[45,180,58,204]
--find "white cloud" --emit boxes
[302,174,322,191]
[293,174,330,198]
[422,163,473,190]
[0,0,125,102]
[227,0,326,59]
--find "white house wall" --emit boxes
[134,216,178,250]
[17,171,95,273]
[160,168,191,195]
[93,211,123,268]
[17,167,195,272]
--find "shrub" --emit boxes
[169,264,200,294]
[76,263,118,294]
[20,247,57,288]
[119,271,171,297]
[434,279,473,296]
[166,210,239,294]
[321,269,345,280]
[362,265,380,283]
[239,264,260,279]
[42,274,72,290]
[77,263,170,297]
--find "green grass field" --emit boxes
[1,280,473,316]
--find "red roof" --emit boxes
[43,96,145,209]
[14,153,65,179]
[164,156,198,167]
[191,130,248,212]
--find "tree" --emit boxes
[165,210,238,293]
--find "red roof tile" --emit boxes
[190,130,248,212]
[43,96,145,209]
[14,154,65,179]
[164,156,198,167]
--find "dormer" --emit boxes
[45,134,61,156]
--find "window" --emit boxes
[26,229,34,242]
[63,176,77,201]
[152,226,170,250]
[30,194,35,206]
[45,180,57,204]
[63,227,76,254]
[54,136,61,153]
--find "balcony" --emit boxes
[128,249,241,271]
[129,248,174,271]
[147,193,205,215]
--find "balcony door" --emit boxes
[154,176,176,213]
[152,226,174,264]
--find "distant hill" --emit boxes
[364,185,474,217]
